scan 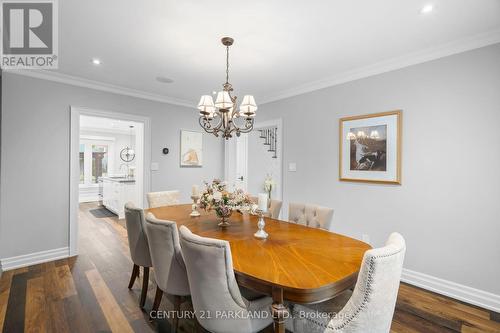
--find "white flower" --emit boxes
[213,191,222,201]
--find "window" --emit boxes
[79,138,114,187]
[92,144,108,183]
[79,144,85,184]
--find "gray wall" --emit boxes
[257,44,500,294]
[0,73,224,259]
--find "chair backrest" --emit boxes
[288,203,334,230]
[327,233,406,332]
[249,195,283,219]
[144,213,190,296]
[179,226,255,333]
[146,190,180,208]
[124,202,152,267]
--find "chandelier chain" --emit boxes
[225,45,230,84]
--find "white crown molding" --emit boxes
[402,268,500,313]
[260,29,500,104]
[0,247,69,272]
[3,69,195,108]
[3,29,500,107]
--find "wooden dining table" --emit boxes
[147,204,371,333]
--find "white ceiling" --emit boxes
[34,1,500,105]
[80,115,138,134]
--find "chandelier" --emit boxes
[197,37,257,139]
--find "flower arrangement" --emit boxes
[199,179,252,226]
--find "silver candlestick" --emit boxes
[254,209,268,239]
[190,195,200,217]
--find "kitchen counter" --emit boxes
[102,177,136,218]
[101,176,136,183]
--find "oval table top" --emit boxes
[148,204,371,303]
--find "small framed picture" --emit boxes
[180,130,203,167]
[339,110,402,184]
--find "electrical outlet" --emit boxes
[362,234,370,244]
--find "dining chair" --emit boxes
[146,190,180,208]
[250,195,283,219]
[124,202,152,308]
[288,202,334,231]
[289,232,406,333]
[144,213,190,330]
[179,225,273,333]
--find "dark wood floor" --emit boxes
[0,202,499,332]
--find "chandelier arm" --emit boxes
[236,119,254,133]
[198,115,223,135]
[198,116,215,133]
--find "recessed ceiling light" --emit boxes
[156,76,174,84]
[420,4,434,14]
[91,58,101,65]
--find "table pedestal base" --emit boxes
[271,287,289,333]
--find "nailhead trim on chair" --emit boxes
[293,247,404,331]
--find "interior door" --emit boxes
[234,134,248,191]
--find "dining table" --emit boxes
[147,204,371,333]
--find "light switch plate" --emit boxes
[151,162,159,171]
[288,162,297,172]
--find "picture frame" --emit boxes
[180,130,203,167]
[339,110,402,184]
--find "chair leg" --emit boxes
[128,264,139,289]
[150,286,163,321]
[140,266,149,308]
[172,295,181,333]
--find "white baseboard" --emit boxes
[0,247,70,272]
[402,268,500,313]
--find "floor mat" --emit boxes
[89,207,117,218]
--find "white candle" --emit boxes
[192,185,199,196]
[258,193,268,213]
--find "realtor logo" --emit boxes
[1,0,58,69]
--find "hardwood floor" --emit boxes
[0,202,499,332]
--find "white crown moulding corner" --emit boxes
[4,69,196,108]
[259,28,500,105]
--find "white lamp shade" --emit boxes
[239,95,257,114]
[214,91,233,109]
[197,95,215,113]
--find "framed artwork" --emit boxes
[339,110,402,184]
[180,130,203,167]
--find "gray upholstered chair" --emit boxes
[288,203,334,231]
[289,233,406,333]
[179,226,273,333]
[144,213,190,329]
[250,195,283,219]
[124,202,152,308]
[146,190,180,208]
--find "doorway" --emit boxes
[69,107,151,256]
[225,118,283,206]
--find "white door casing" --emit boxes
[69,106,151,257]
[224,118,283,200]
